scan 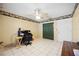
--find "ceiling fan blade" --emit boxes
[40,12,49,19]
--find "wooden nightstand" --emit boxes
[61,41,79,56]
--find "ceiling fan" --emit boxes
[34,8,49,20]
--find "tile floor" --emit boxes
[0,39,63,56]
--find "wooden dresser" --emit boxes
[61,41,79,56]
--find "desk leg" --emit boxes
[16,39,21,48]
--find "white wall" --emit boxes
[0,14,73,44]
[0,15,40,45]
[39,18,72,42]
[72,5,79,42]
[56,18,72,41]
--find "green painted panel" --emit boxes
[43,23,54,40]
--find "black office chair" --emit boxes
[21,30,33,46]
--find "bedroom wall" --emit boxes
[55,18,72,41]
[39,18,72,42]
[0,15,39,45]
[0,15,2,42]
[0,14,73,45]
[72,5,79,42]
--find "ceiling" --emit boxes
[0,3,76,22]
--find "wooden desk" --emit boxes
[61,41,79,56]
[15,36,22,48]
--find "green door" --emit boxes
[43,23,54,40]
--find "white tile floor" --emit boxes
[0,39,63,56]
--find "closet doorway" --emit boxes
[43,23,54,40]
